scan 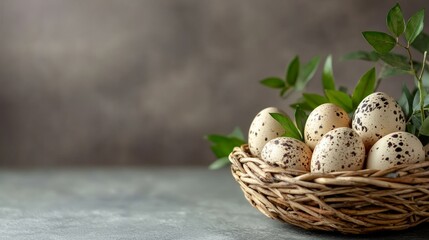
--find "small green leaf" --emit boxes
[260,77,285,89]
[387,3,405,37]
[339,86,349,93]
[341,51,379,62]
[411,32,429,54]
[352,68,376,108]
[420,117,429,136]
[379,65,409,79]
[270,113,302,141]
[411,114,422,129]
[422,70,429,88]
[322,55,335,90]
[206,128,246,160]
[405,9,425,44]
[290,100,313,111]
[407,122,417,135]
[228,127,245,141]
[398,84,413,118]
[295,107,308,138]
[377,52,412,71]
[286,56,300,86]
[325,89,353,113]
[209,157,230,170]
[413,89,429,111]
[280,86,291,97]
[302,93,329,109]
[362,31,396,54]
[295,56,320,90]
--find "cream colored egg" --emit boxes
[311,127,365,173]
[352,92,406,150]
[248,107,286,157]
[261,137,312,171]
[304,103,350,150]
[367,132,424,170]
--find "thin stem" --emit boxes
[374,63,386,91]
[419,51,427,80]
[418,79,425,124]
[397,42,415,74]
[397,40,425,127]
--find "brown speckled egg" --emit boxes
[424,143,429,160]
[304,103,350,150]
[367,132,424,170]
[261,137,312,171]
[311,127,365,173]
[352,92,406,150]
[248,107,286,157]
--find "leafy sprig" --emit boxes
[359,3,428,138]
[206,3,429,169]
[260,56,320,97]
[205,127,246,170]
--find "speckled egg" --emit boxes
[248,107,286,157]
[304,103,351,150]
[311,127,365,173]
[424,143,429,160]
[352,92,406,150]
[367,132,425,170]
[261,137,312,171]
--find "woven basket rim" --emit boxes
[229,144,429,234]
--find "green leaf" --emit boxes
[295,56,320,90]
[411,114,422,129]
[208,137,245,158]
[422,70,429,88]
[228,127,245,141]
[209,157,230,170]
[398,84,413,118]
[413,89,429,111]
[339,86,348,93]
[419,117,429,136]
[280,85,291,97]
[206,128,246,159]
[407,122,417,135]
[379,65,410,79]
[260,77,285,89]
[325,89,353,112]
[270,113,302,141]
[352,68,376,108]
[295,107,308,138]
[362,31,396,54]
[405,9,425,44]
[412,90,420,111]
[341,51,379,62]
[290,100,313,111]
[387,3,405,37]
[302,93,329,109]
[286,56,300,86]
[322,55,335,90]
[411,32,429,54]
[377,52,412,71]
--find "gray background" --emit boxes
[0,0,427,166]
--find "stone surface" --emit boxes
[0,168,428,239]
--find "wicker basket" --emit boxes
[229,144,429,234]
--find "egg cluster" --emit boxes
[248,92,428,173]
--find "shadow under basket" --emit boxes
[229,144,429,234]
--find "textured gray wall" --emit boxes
[0,0,427,166]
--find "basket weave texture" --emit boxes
[229,144,429,234]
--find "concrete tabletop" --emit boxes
[1,167,428,240]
